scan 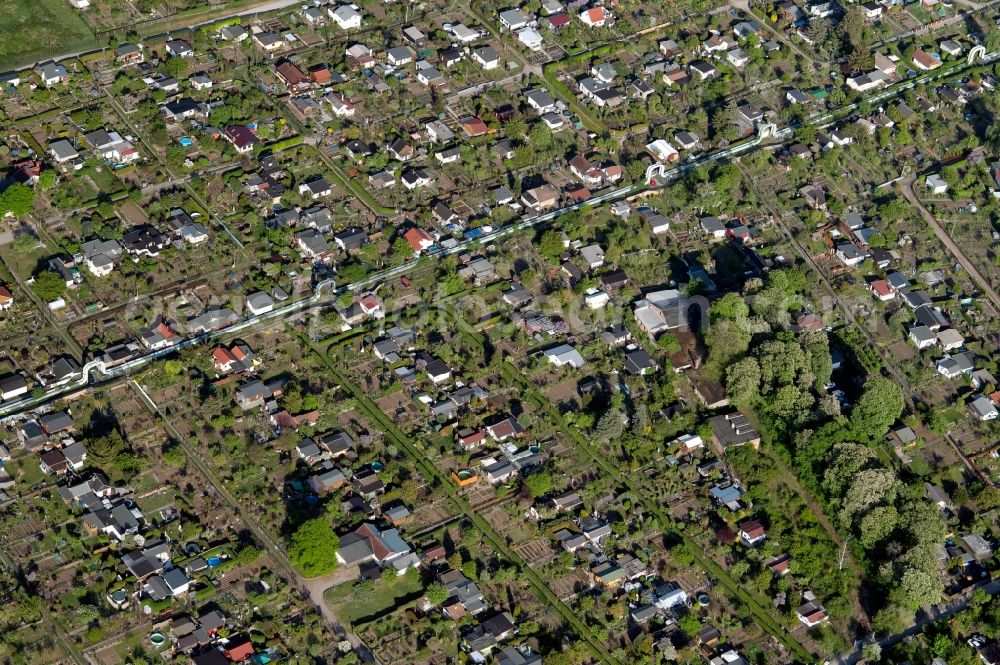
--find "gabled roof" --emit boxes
[624,347,656,374]
[224,125,258,149]
[580,6,607,23]
[404,227,433,251]
[738,518,766,539]
[40,411,73,433]
[276,61,309,86]
[486,415,523,439]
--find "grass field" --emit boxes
[325,575,424,626]
[0,0,96,70]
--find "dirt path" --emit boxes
[129,381,370,651]
[0,548,87,665]
[763,449,869,629]
[741,167,917,404]
[901,177,1000,316]
[0,251,84,359]
[299,565,360,627]
[730,0,822,66]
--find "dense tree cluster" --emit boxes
[87,427,147,478]
[708,267,945,626]
[728,446,855,610]
[797,417,946,614]
[724,325,832,433]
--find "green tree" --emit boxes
[859,505,898,548]
[503,117,527,140]
[0,183,35,216]
[711,292,749,321]
[392,236,413,259]
[861,641,882,662]
[822,441,878,496]
[656,333,681,353]
[876,196,908,222]
[163,57,188,79]
[872,605,910,634]
[336,292,355,309]
[893,566,944,609]
[801,330,832,391]
[524,470,553,497]
[282,381,304,413]
[88,429,126,469]
[161,443,185,467]
[115,450,147,474]
[288,518,339,576]
[706,317,753,373]
[838,6,866,50]
[726,357,761,406]
[808,17,831,44]
[538,229,565,261]
[712,162,741,192]
[841,468,898,525]
[851,376,904,439]
[795,125,818,145]
[424,582,448,605]
[528,122,552,150]
[38,170,57,191]
[987,25,1000,51]
[440,271,464,295]
[234,545,261,565]
[676,613,701,637]
[594,407,627,441]
[31,270,66,301]
[447,551,463,571]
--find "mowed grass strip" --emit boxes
[0,0,96,70]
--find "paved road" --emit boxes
[831,579,1000,665]
[2,45,995,423]
[901,177,1000,316]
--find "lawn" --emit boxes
[82,166,125,196]
[0,0,96,70]
[137,488,175,514]
[325,574,425,626]
[1,240,52,282]
[5,456,46,488]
